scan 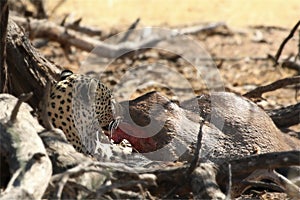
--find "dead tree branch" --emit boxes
[241,169,300,199]
[8,92,33,124]
[243,75,300,98]
[187,122,204,174]
[177,21,229,35]
[216,150,300,198]
[273,20,300,65]
[119,18,140,43]
[12,16,228,59]
[217,150,300,184]
[64,17,102,36]
[0,94,52,200]
[12,16,164,59]
[267,103,300,127]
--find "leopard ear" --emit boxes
[60,69,73,80]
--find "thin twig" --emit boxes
[243,75,300,98]
[51,161,108,199]
[187,121,204,174]
[272,169,300,198]
[162,185,180,199]
[273,20,300,65]
[225,163,232,200]
[64,17,102,36]
[177,21,228,35]
[95,180,151,198]
[119,18,140,43]
[110,188,144,199]
[8,92,33,124]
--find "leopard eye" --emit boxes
[60,69,73,80]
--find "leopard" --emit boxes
[46,70,121,155]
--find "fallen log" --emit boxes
[11,16,164,59]
[0,93,52,199]
[12,15,229,59]
[5,19,61,109]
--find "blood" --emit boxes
[109,122,157,153]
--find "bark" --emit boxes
[0,0,9,92]
[5,19,61,109]
[0,93,52,200]
[267,103,300,127]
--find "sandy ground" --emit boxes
[46,0,300,29]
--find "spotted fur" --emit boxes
[47,70,116,154]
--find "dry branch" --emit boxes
[118,18,140,43]
[267,103,300,127]
[12,16,164,59]
[282,60,300,71]
[0,93,52,200]
[243,75,300,98]
[66,22,102,37]
[63,16,102,36]
[176,21,229,35]
[239,169,300,199]
[244,76,300,128]
[8,92,33,124]
[12,16,228,59]
[217,151,300,184]
[216,151,300,198]
[187,122,204,174]
[273,20,300,65]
